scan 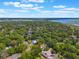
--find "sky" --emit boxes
[0,0,79,18]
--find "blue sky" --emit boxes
[0,0,79,18]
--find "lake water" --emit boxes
[51,19,79,26]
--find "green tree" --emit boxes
[7,48,15,56]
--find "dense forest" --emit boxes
[0,21,79,59]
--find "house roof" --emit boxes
[42,48,56,59]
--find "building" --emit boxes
[32,40,37,44]
[42,48,56,59]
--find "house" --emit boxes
[42,48,56,59]
[70,35,77,39]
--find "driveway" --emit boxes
[6,54,21,59]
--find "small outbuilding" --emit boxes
[32,40,37,44]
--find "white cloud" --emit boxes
[52,5,79,15]
[0,9,6,13]
[22,0,44,3]
[16,10,29,12]
[3,2,43,11]
[1,2,79,18]
[20,4,33,8]
[4,2,20,7]
[38,8,77,17]
[29,0,44,3]
[53,5,66,8]
[0,10,79,18]
[39,10,52,13]
[53,10,75,14]
[4,2,33,8]
[53,5,79,11]
[23,6,43,10]
[62,8,79,11]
